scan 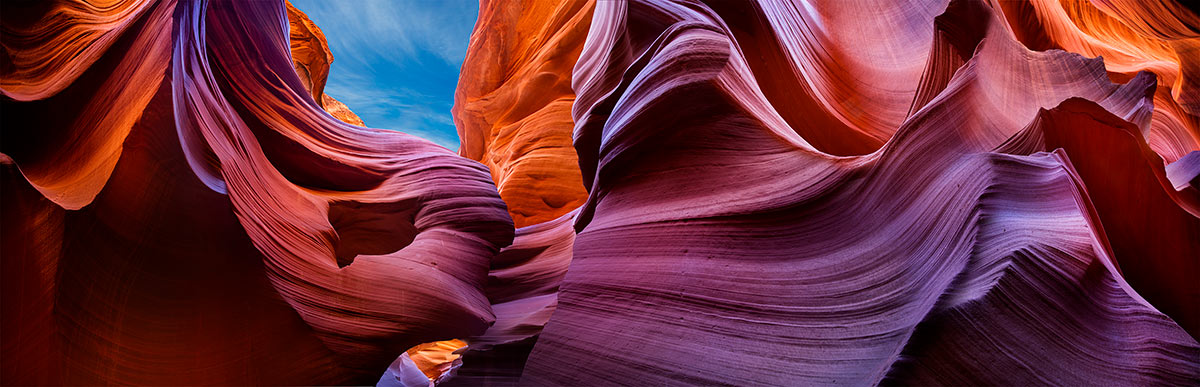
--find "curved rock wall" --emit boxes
[2,0,511,383]
[2,0,1198,385]
[454,0,595,228]
[518,0,1199,384]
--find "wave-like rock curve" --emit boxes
[520,0,1199,384]
[454,0,594,228]
[1,0,511,384]
[3,0,1198,385]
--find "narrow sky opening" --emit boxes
[289,0,479,150]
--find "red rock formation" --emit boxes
[447,2,596,383]
[985,0,1200,337]
[454,0,594,228]
[321,94,366,127]
[1,0,511,384]
[1,0,172,210]
[447,211,576,386]
[4,0,1200,385]
[992,0,1200,163]
[519,0,1199,384]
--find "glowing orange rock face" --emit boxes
[3,0,1200,385]
[994,0,1200,163]
[446,4,596,383]
[0,0,171,210]
[406,339,467,382]
[989,0,1200,335]
[0,0,156,101]
[454,0,594,228]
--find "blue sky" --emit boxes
[289,0,479,150]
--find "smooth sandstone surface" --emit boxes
[454,0,595,228]
[2,0,511,384]
[517,0,1199,384]
[2,0,1198,385]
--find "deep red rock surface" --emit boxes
[3,0,510,384]
[2,0,1198,385]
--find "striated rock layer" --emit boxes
[445,1,598,384]
[2,0,511,384]
[3,0,1199,385]
[518,0,1200,385]
[454,0,595,228]
[993,0,1200,163]
[447,210,577,386]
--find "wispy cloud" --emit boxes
[324,80,461,147]
[290,0,477,150]
[292,0,477,66]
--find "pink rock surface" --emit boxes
[3,0,1199,384]
[2,0,511,383]
[993,0,1200,163]
[448,211,577,386]
[521,0,1199,384]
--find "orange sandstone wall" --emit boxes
[454,0,595,227]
